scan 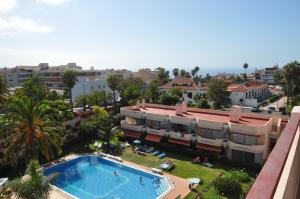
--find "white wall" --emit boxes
[72,76,112,103]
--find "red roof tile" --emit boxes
[144,134,162,143]
[160,78,199,91]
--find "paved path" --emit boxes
[263,97,287,111]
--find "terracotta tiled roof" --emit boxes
[160,78,199,90]
[228,81,267,93]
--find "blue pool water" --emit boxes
[44,156,171,199]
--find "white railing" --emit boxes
[169,131,193,141]
[120,108,145,119]
[146,128,168,136]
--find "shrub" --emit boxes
[229,170,251,183]
[269,94,279,103]
[213,176,242,197]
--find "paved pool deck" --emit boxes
[48,153,191,199]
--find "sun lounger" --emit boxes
[158,153,166,159]
[138,151,147,156]
[152,150,160,156]
[146,147,155,153]
[192,156,201,164]
[151,168,163,175]
[160,163,174,170]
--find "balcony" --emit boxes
[170,116,195,126]
[246,106,300,199]
[120,108,145,119]
[228,140,265,153]
[169,131,194,141]
[120,120,145,132]
[196,135,223,147]
[146,127,169,136]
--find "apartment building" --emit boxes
[120,102,287,164]
[254,65,280,84]
[133,68,158,83]
[72,76,112,103]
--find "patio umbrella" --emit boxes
[133,139,141,144]
[188,178,201,185]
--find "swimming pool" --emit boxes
[44,156,172,199]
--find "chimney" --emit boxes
[175,104,183,116]
[136,100,141,110]
[181,102,187,113]
[230,108,242,122]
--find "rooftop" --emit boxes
[124,104,271,126]
[160,78,199,91]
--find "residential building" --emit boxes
[160,78,205,104]
[133,68,158,83]
[120,102,287,164]
[254,65,280,84]
[72,76,112,103]
[246,106,300,199]
[228,81,271,107]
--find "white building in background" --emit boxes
[72,76,112,103]
[254,65,280,84]
[228,81,270,107]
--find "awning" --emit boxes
[123,130,142,139]
[195,143,222,153]
[144,134,162,143]
[168,138,191,147]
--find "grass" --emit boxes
[121,147,256,199]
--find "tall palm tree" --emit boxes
[191,66,200,78]
[0,96,63,163]
[172,68,179,78]
[243,63,249,77]
[62,70,78,105]
[283,61,299,105]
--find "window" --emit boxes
[187,92,193,99]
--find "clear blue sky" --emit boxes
[0,0,299,74]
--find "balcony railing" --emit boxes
[120,120,145,132]
[228,140,265,153]
[196,136,223,146]
[146,127,169,136]
[246,107,300,199]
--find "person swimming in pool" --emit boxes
[114,171,119,176]
[139,176,143,183]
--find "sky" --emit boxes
[0,0,299,74]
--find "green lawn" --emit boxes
[88,141,256,199]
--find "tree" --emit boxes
[191,66,200,78]
[0,76,8,105]
[122,84,142,105]
[88,91,112,108]
[0,96,63,163]
[283,61,300,105]
[207,79,230,109]
[16,75,49,102]
[62,70,78,105]
[180,69,186,77]
[273,70,283,86]
[107,74,122,106]
[243,63,249,77]
[10,161,57,199]
[170,87,183,98]
[159,93,180,105]
[145,80,161,103]
[213,176,242,197]
[173,68,179,78]
[76,95,89,112]
[156,67,170,86]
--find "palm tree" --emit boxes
[88,91,112,108]
[10,161,57,199]
[283,61,299,105]
[191,66,200,78]
[0,76,8,104]
[76,95,89,112]
[172,68,179,78]
[180,69,186,78]
[243,63,249,79]
[107,74,122,106]
[62,70,78,105]
[0,96,63,163]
